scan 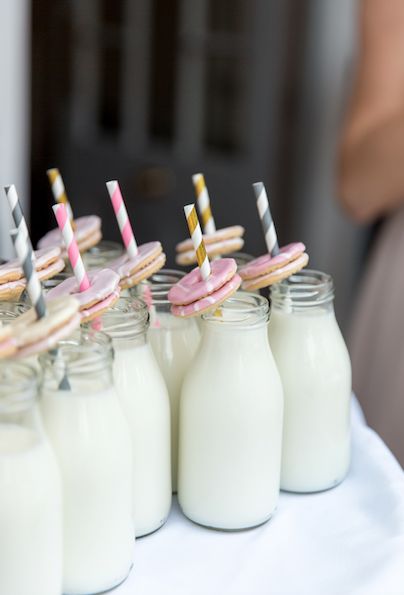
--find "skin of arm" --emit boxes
[338,0,404,223]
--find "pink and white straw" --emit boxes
[52,203,90,292]
[106,180,138,259]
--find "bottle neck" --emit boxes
[0,361,39,429]
[202,292,270,332]
[270,269,335,314]
[95,296,149,347]
[40,328,114,393]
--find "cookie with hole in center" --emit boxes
[108,241,166,288]
[175,225,244,265]
[38,215,102,255]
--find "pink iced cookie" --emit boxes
[47,268,121,321]
[169,258,237,306]
[242,252,309,291]
[38,215,102,252]
[0,246,62,282]
[171,274,242,318]
[109,242,162,276]
[239,242,306,280]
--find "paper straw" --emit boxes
[184,204,211,280]
[53,204,90,292]
[192,173,216,235]
[47,168,74,224]
[106,180,138,258]
[253,182,280,256]
[5,185,70,389]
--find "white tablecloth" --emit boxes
[116,399,404,595]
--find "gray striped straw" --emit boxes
[5,185,46,318]
[6,186,70,389]
[253,182,280,256]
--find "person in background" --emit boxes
[339,0,404,465]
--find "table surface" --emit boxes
[115,399,404,595]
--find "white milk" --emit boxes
[178,294,283,530]
[148,311,200,491]
[269,271,351,493]
[40,332,134,595]
[113,342,171,536]
[0,424,62,595]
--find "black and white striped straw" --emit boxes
[5,185,46,318]
[253,182,280,256]
[6,186,70,390]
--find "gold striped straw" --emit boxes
[47,168,75,226]
[192,173,216,235]
[184,203,211,280]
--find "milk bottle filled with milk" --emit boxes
[40,329,134,595]
[132,270,201,492]
[178,293,283,530]
[100,297,171,537]
[269,270,352,493]
[0,361,63,595]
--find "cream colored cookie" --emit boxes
[0,281,26,301]
[242,253,309,291]
[120,253,166,289]
[77,229,103,254]
[176,225,244,253]
[12,296,80,348]
[176,237,244,266]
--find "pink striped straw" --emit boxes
[52,204,90,292]
[106,180,138,258]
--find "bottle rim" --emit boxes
[270,269,334,310]
[39,328,113,377]
[95,296,149,340]
[134,269,186,305]
[202,291,270,328]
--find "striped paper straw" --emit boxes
[53,204,90,292]
[253,182,280,256]
[47,168,74,224]
[5,184,30,242]
[184,204,211,280]
[192,173,216,235]
[6,185,70,389]
[106,180,138,259]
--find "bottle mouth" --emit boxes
[202,291,270,328]
[95,297,149,339]
[134,269,186,305]
[271,269,334,310]
[39,328,113,376]
[0,361,39,413]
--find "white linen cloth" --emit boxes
[116,399,404,595]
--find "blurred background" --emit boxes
[0,0,365,330]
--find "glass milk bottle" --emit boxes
[132,270,201,492]
[99,297,171,537]
[0,361,63,595]
[269,270,352,493]
[40,330,134,595]
[178,293,283,530]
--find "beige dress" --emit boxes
[350,207,404,466]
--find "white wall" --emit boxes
[0,0,30,259]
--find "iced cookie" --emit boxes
[47,268,121,322]
[11,296,80,358]
[239,243,309,290]
[168,258,241,318]
[38,215,102,255]
[108,241,166,289]
[175,226,244,265]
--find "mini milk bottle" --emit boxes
[40,329,134,595]
[0,361,63,595]
[178,293,283,530]
[269,270,352,493]
[100,297,171,537]
[133,269,201,492]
